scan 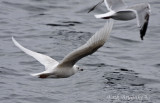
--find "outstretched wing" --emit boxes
[104,0,127,11]
[12,37,58,70]
[128,3,151,40]
[57,20,114,68]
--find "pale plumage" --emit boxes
[12,20,113,78]
[90,0,151,40]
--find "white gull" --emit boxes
[12,20,113,78]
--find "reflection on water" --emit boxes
[0,0,160,103]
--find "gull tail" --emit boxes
[94,11,115,19]
[30,71,51,78]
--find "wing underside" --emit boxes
[12,37,58,69]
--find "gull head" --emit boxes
[73,65,83,72]
[147,3,151,13]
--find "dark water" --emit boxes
[0,0,160,103]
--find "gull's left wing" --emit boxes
[12,37,59,70]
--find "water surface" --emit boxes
[0,0,160,103]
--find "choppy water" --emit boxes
[0,0,160,103]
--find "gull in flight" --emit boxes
[89,0,151,40]
[12,20,113,78]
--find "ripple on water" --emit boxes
[3,1,47,12]
[103,68,160,102]
[19,97,60,103]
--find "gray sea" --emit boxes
[0,0,160,103]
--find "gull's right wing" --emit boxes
[57,20,114,68]
[128,3,151,40]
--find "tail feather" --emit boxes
[94,11,115,19]
[30,71,51,78]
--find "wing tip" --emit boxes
[11,36,15,42]
[140,36,144,40]
[94,14,102,19]
[88,0,104,13]
[12,36,18,46]
[11,36,21,48]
